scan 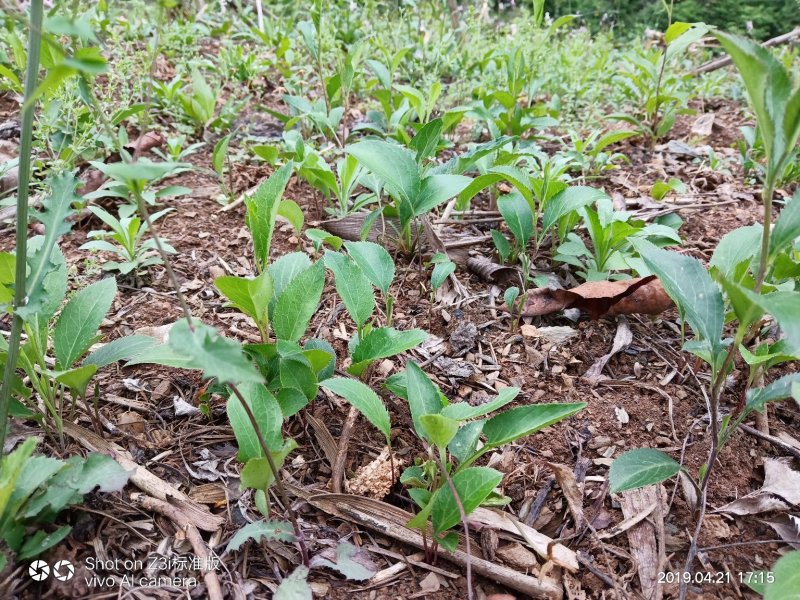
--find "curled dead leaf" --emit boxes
[510,276,672,319]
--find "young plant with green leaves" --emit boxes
[80,205,176,279]
[554,195,682,281]
[0,438,129,571]
[386,362,585,552]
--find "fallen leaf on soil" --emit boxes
[691,113,715,137]
[126,131,164,153]
[548,462,585,530]
[416,571,442,594]
[762,514,800,549]
[583,316,633,383]
[308,542,378,581]
[523,325,578,345]
[495,542,538,570]
[513,276,672,319]
[347,447,403,500]
[173,396,200,416]
[467,256,521,285]
[716,458,800,515]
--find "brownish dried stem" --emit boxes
[332,405,359,494]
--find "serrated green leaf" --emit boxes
[344,241,395,294]
[275,566,312,600]
[746,373,800,413]
[240,439,298,490]
[322,377,391,445]
[346,140,419,203]
[633,239,723,353]
[349,327,427,376]
[483,402,586,447]
[542,186,609,235]
[245,163,294,271]
[54,278,116,369]
[609,449,680,493]
[431,467,502,533]
[404,361,445,438]
[167,319,263,384]
[272,261,325,342]
[224,520,295,553]
[324,251,375,328]
[227,382,283,462]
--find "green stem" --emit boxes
[0,0,44,457]
[754,180,774,292]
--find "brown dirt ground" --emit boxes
[1,89,799,600]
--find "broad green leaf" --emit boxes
[431,467,503,533]
[346,140,419,203]
[275,566,312,600]
[710,224,762,278]
[718,276,763,330]
[53,278,116,369]
[765,552,800,600]
[224,520,295,553]
[498,192,533,247]
[420,414,459,449]
[344,241,395,295]
[745,290,800,349]
[212,134,231,175]
[278,199,304,234]
[349,327,427,376]
[415,174,472,216]
[483,402,586,447]
[277,387,309,418]
[632,239,723,352]
[441,387,520,420]
[322,377,391,445]
[431,260,456,290]
[714,30,796,178]
[125,342,194,369]
[240,439,298,490]
[82,335,156,368]
[269,252,312,300]
[324,251,375,328]
[53,364,97,396]
[167,319,263,384]
[272,261,325,342]
[609,449,680,493]
[304,338,336,380]
[92,160,185,189]
[503,287,519,310]
[228,382,283,462]
[245,163,294,271]
[404,361,445,438]
[309,541,378,581]
[277,354,318,399]
[542,186,609,235]
[6,454,64,519]
[448,420,485,465]
[770,189,800,256]
[746,373,800,413]
[17,175,78,321]
[215,272,273,324]
[410,118,444,163]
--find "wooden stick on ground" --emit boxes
[692,28,800,75]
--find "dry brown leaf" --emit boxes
[347,447,403,500]
[762,514,800,549]
[514,276,672,319]
[495,542,539,571]
[548,462,585,530]
[583,316,633,383]
[716,458,800,515]
[467,256,520,284]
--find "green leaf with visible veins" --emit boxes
[343,241,395,295]
[483,403,586,447]
[224,520,295,554]
[346,139,420,204]
[404,361,445,438]
[245,163,294,272]
[324,251,374,328]
[272,261,325,342]
[431,467,502,533]
[632,239,724,354]
[167,319,263,384]
[322,377,391,445]
[227,382,283,462]
[609,448,680,493]
[349,327,427,376]
[54,278,116,369]
[275,566,312,600]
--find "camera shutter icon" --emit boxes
[28,560,50,581]
[53,560,75,581]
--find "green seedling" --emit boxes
[80,206,176,278]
